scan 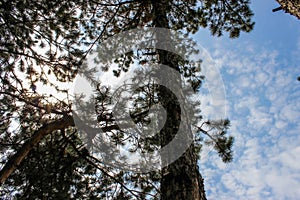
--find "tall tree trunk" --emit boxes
[151,1,207,199]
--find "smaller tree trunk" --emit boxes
[0,115,74,184]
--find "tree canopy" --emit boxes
[0,0,254,199]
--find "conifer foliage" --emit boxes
[0,0,254,199]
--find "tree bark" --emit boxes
[275,0,300,19]
[0,115,74,184]
[151,1,207,199]
[0,112,120,185]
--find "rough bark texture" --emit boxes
[151,1,207,199]
[161,147,206,200]
[276,0,300,20]
[157,53,207,200]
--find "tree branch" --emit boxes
[0,115,74,184]
[62,131,143,199]
[0,111,122,185]
[272,6,283,12]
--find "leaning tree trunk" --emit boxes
[151,1,207,199]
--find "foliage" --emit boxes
[0,0,254,198]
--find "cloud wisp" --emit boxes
[199,41,300,200]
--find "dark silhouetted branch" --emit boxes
[272,6,283,12]
[0,115,74,184]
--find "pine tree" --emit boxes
[1,0,254,199]
[273,0,300,20]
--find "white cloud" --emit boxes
[198,38,300,200]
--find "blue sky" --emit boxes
[195,1,300,199]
